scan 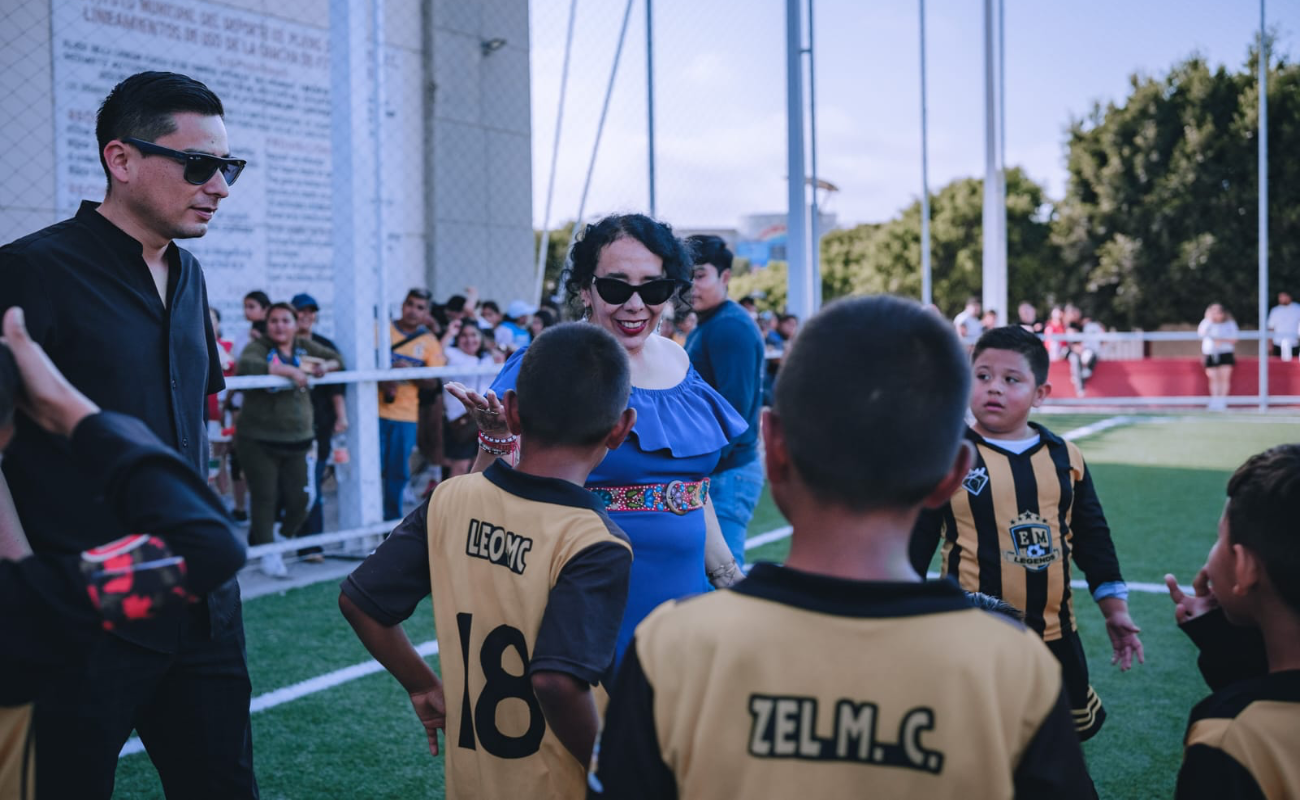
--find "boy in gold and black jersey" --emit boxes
[910,325,1144,741]
[593,297,1092,800]
[1166,445,1300,799]
[341,324,637,799]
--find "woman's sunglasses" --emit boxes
[592,276,680,306]
[123,138,247,187]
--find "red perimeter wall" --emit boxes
[1047,358,1300,399]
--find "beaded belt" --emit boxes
[590,478,710,515]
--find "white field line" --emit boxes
[122,417,1157,759]
[119,640,440,758]
[1059,415,1135,440]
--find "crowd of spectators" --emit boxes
[950,297,1107,397]
[207,285,564,576]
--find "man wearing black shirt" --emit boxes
[0,72,257,798]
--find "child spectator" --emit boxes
[232,290,270,358]
[340,323,636,798]
[1043,305,1068,360]
[441,321,496,478]
[495,300,535,353]
[911,325,1144,743]
[593,297,1090,799]
[1165,444,1300,799]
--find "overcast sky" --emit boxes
[527,0,1300,231]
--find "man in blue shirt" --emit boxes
[684,235,765,566]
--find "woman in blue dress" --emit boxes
[448,214,746,663]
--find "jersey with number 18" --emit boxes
[426,463,632,799]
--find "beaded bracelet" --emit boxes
[478,430,518,457]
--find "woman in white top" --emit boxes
[441,321,500,477]
[1197,303,1238,410]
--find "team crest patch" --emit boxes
[1003,511,1061,571]
[962,467,989,496]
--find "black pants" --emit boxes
[1045,631,1106,742]
[34,604,257,799]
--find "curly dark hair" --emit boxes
[563,214,694,314]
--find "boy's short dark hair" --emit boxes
[481,300,501,315]
[1226,444,1300,614]
[774,295,970,510]
[445,295,467,312]
[966,591,1025,621]
[686,234,734,275]
[515,323,630,447]
[973,325,1050,386]
[96,72,225,190]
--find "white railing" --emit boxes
[225,362,504,563]
[231,329,1292,564]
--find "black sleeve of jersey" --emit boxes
[339,498,432,626]
[1175,744,1267,800]
[590,637,677,800]
[0,555,99,672]
[1012,685,1096,800]
[530,541,631,686]
[1067,465,1123,594]
[909,506,944,578]
[1181,608,1268,692]
[72,411,246,594]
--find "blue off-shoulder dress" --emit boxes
[490,345,747,664]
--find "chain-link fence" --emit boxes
[4,0,1297,561]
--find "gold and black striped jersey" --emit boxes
[592,565,1093,800]
[1176,608,1300,799]
[1178,671,1300,799]
[910,424,1123,641]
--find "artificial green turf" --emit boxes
[112,416,1300,798]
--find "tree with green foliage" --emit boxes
[1054,42,1300,328]
[731,168,1063,318]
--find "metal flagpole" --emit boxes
[981,0,1007,327]
[1258,0,1269,409]
[373,0,390,359]
[646,0,657,218]
[919,0,932,306]
[785,0,808,320]
[806,0,821,311]
[532,0,579,306]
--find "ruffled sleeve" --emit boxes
[489,346,746,458]
[488,345,527,396]
[627,367,748,458]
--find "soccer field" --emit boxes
[112,412,1300,799]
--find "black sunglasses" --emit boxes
[123,137,247,187]
[592,276,680,306]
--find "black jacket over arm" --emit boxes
[1,412,246,705]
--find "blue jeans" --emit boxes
[380,418,418,520]
[708,458,765,566]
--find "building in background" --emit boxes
[0,0,535,342]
